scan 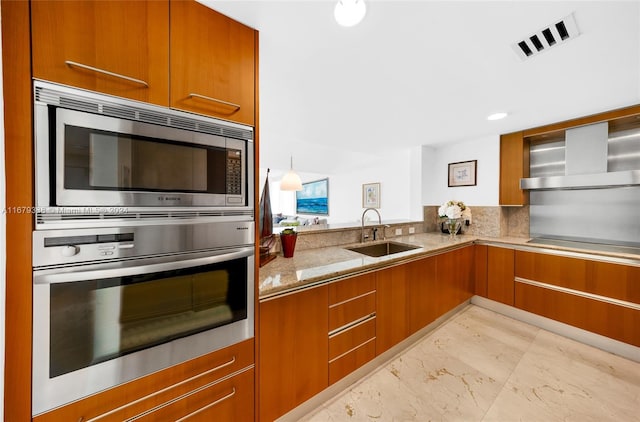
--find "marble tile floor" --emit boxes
[300,305,640,422]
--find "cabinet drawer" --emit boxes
[33,339,254,422]
[515,281,640,347]
[329,291,376,332]
[130,367,254,421]
[516,251,640,304]
[329,273,376,305]
[329,317,376,361]
[329,339,376,385]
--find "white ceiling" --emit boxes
[204,1,640,175]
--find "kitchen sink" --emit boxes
[346,241,420,257]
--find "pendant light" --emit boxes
[334,0,366,27]
[280,156,303,191]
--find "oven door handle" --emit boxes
[34,247,255,285]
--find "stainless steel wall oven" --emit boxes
[33,80,254,228]
[31,81,256,415]
[32,221,254,416]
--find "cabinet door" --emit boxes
[376,266,409,354]
[31,0,169,106]
[259,286,328,422]
[487,246,515,306]
[406,256,437,334]
[435,246,475,316]
[474,244,488,297]
[170,0,256,125]
[499,131,529,206]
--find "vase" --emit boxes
[281,233,297,258]
[445,218,462,239]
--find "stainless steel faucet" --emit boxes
[361,208,382,242]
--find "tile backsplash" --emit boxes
[267,206,528,257]
[272,221,426,253]
[423,205,529,238]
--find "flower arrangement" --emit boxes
[438,200,472,221]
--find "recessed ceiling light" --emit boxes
[487,112,508,121]
[334,0,366,27]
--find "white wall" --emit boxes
[259,147,422,225]
[329,148,414,224]
[260,135,499,227]
[408,145,424,221]
[422,134,500,208]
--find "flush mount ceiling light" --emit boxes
[280,156,303,191]
[334,0,366,27]
[487,112,508,121]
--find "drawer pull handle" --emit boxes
[515,277,640,311]
[88,356,236,421]
[175,388,236,422]
[65,61,149,87]
[188,93,241,111]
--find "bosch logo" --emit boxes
[236,227,249,230]
[158,196,181,201]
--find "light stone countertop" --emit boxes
[258,233,640,299]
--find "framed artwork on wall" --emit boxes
[362,182,380,208]
[296,178,329,215]
[448,160,477,187]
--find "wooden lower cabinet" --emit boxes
[474,244,488,297]
[515,250,640,347]
[377,246,474,353]
[406,255,437,333]
[33,339,254,422]
[376,265,409,354]
[435,246,475,313]
[259,285,329,422]
[487,246,515,305]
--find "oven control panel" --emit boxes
[32,220,254,268]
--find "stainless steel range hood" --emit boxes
[520,121,640,190]
[520,169,640,190]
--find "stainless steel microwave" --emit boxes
[34,80,254,228]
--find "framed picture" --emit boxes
[362,182,380,208]
[296,178,329,215]
[448,160,477,187]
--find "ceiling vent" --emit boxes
[512,13,580,60]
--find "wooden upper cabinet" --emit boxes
[31,0,170,106]
[170,1,256,125]
[499,131,529,206]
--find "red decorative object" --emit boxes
[280,232,297,258]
